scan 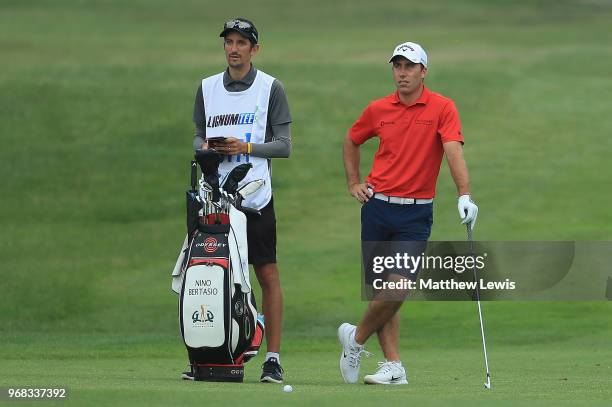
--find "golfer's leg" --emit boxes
[254,262,283,353]
[368,204,431,358]
[377,311,400,361]
[354,299,403,345]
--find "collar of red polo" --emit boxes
[391,85,430,106]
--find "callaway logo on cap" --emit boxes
[388,41,428,67]
[220,18,259,44]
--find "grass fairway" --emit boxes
[2,314,612,407]
[1,0,611,405]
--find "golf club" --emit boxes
[237,179,265,198]
[222,163,253,195]
[467,223,491,389]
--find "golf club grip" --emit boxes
[190,160,197,190]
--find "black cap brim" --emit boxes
[219,28,257,44]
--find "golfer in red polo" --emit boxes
[339,41,479,384]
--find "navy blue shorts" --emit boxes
[361,198,433,284]
[245,197,276,266]
[361,198,433,241]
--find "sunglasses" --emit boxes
[224,20,253,30]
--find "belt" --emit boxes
[373,193,433,205]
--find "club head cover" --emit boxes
[195,150,223,201]
[195,149,223,176]
[222,163,252,195]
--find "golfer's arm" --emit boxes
[343,131,361,187]
[443,141,470,196]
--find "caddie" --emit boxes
[188,17,292,383]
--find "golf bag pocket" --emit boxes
[228,289,258,362]
[182,264,226,348]
[243,314,264,363]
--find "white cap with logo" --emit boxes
[388,42,428,68]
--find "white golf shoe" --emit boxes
[364,361,408,385]
[338,323,371,383]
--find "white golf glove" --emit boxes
[458,194,478,229]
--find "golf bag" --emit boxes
[171,150,264,382]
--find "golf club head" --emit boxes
[484,373,491,389]
[195,150,223,201]
[222,163,253,195]
[195,149,223,176]
[237,179,264,198]
[199,179,213,192]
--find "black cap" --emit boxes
[219,18,258,44]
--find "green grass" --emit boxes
[1,0,612,405]
[2,322,612,406]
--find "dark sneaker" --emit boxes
[181,370,195,381]
[260,357,283,383]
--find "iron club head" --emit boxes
[238,179,264,198]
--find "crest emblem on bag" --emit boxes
[192,305,215,324]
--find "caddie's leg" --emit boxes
[254,262,283,353]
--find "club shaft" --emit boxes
[467,224,491,383]
[475,291,490,375]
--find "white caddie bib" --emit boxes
[202,70,274,210]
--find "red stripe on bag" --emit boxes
[188,257,229,268]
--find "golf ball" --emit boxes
[283,385,293,393]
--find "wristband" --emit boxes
[247,142,252,154]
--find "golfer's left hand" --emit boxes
[458,194,478,230]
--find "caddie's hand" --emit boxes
[458,194,478,230]
[199,140,209,150]
[215,137,246,155]
[349,183,374,204]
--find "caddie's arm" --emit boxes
[443,141,478,228]
[247,123,292,158]
[242,79,293,158]
[343,131,373,203]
